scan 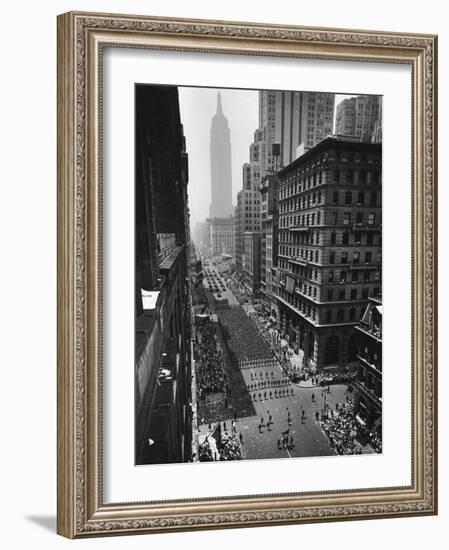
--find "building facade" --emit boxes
[209,93,233,219]
[207,216,235,256]
[353,297,382,432]
[135,84,192,465]
[276,137,382,371]
[243,231,262,294]
[236,91,335,282]
[235,163,262,273]
[259,174,280,313]
[336,95,382,143]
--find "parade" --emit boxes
[193,262,376,462]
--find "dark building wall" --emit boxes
[135,84,192,465]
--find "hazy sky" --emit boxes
[178,87,353,228]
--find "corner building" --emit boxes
[276,137,382,371]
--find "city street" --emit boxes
[196,282,355,460]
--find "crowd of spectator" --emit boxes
[194,316,226,401]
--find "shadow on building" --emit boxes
[135,84,192,465]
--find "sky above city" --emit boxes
[178,87,353,228]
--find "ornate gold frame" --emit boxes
[57,11,438,538]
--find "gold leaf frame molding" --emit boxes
[57,11,438,538]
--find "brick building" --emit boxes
[276,136,382,371]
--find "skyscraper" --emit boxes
[209,93,233,218]
[335,95,382,142]
[235,90,335,278]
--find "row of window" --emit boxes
[278,246,381,266]
[279,210,378,229]
[278,289,369,324]
[280,166,381,198]
[279,229,381,247]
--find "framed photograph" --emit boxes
[57,11,438,538]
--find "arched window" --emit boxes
[307,331,315,359]
[325,335,340,364]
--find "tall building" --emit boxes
[235,91,335,279]
[209,93,233,218]
[259,174,280,313]
[256,90,335,177]
[276,137,382,370]
[135,85,192,465]
[243,231,262,293]
[352,296,382,433]
[335,96,382,143]
[235,163,262,273]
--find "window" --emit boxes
[332,211,338,225]
[364,271,370,282]
[350,288,357,300]
[328,270,334,283]
[339,270,346,283]
[362,288,369,299]
[370,192,378,206]
[341,252,348,264]
[345,191,352,205]
[333,190,339,204]
[359,169,367,184]
[368,212,375,225]
[355,212,363,225]
[366,233,373,246]
[354,231,361,245]
[343,212,351,225]
[353,251,360,264]
[349,308,356,321]
[342,231,349,245]
[357,191,365,205]
[365,251,372,263]
[347,170,354,184]
[327,289,334,301]
[329,252,335,264]
[334,168,340,183]
[326,310,332,323]
[351,270,359,282]
[337,309,345,322]
[330,231,336,245]
[338,289,345,300]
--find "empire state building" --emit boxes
[209,93,233,218]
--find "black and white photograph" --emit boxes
[135,84,382,466]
